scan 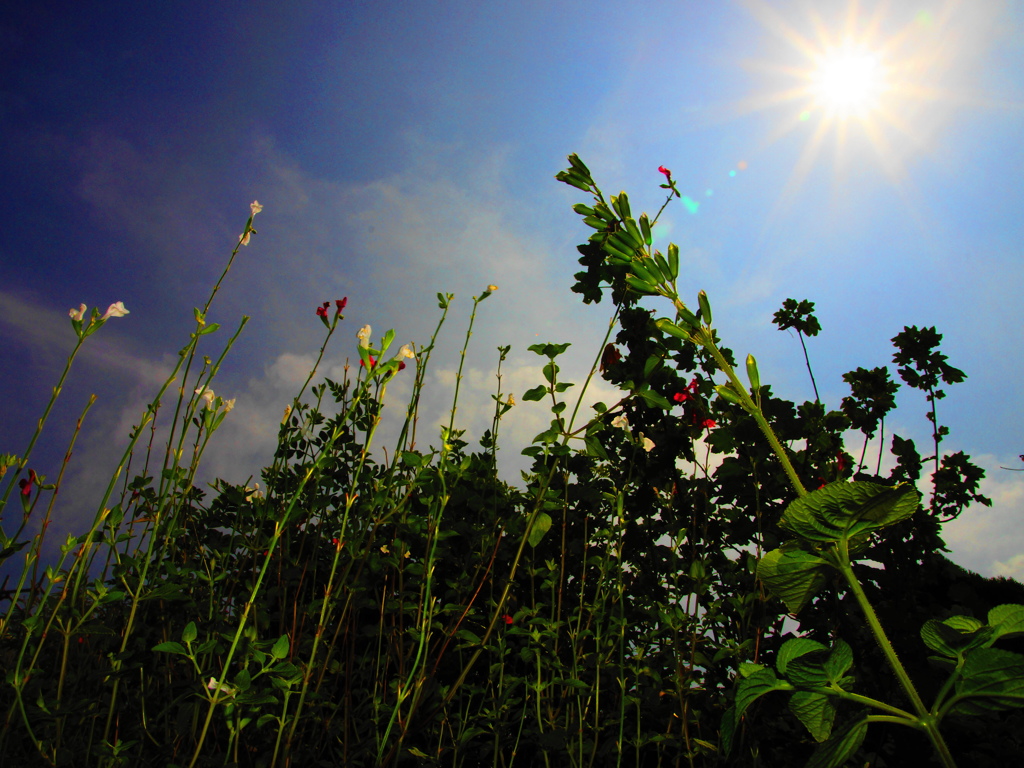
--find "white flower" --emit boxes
[223,398,236,414]
[250,200,263,217]
[357,325,372,348]
[640,433,655,452]
[207,677,236,697]
[611,414,629,430]
[101,301,129,320]
[195,387,216,409]
[397,344,414,359]
[244,483,263,502]
[69,304,87,322]
[239,231,252,246]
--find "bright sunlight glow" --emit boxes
[811,44,886,118]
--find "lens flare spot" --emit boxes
[681,196,700,214]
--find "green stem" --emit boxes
[836,551,957,768]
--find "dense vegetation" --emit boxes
[1,160,1022,767]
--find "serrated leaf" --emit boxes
[951,647,1024,714]
[790,691,836,742]
[824,640,853,683]
[780,481,919,544]
[777,638,827,676]
[989,604,1024,640]
[806,716,869,768]
[528,512,553,548]
[787,653,830,689]
[757,545,830,614]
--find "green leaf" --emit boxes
[271,635,290,660]
[721,667,792,755]
[920,618,991,658]
[196,322,220,336]
[952,647,1024,714]
[787,653,830,689]
[779,481,919,545]
[522,385,547,402]
[757,545,830,614]
[527,512,553,548]
[777,638,826,677]
[152,641,188,655]
[989,604,1024,640]
[181,622,197,645]
[790,691,836,742]
[824,640,854,683]
[637,390,671,410]
[806,716,869,768]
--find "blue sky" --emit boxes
[2,0,1022,577]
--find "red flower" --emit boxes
[398,361,406,371]
[501,614,514,625]
[673,392,689,403]
[18,469,36,497]
[836,452,848,474]
[360,356,377,368]
[335,297,347,313]
[658,165,672,180]
[315,301,330,318]
[701,419,716,429]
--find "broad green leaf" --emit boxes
[527,512,553,548]
[790,691,836,742]
[721,667,792,755]
[777,638,826,677]
[989,604,1024,640]
[806,716,869,768]
[757,545,830,614]
[824,640,854,683]
[181,621,197,644]
[271,634,290,660]
[637,389,671,410]
[787,653,830,689]
[921,618,991,658]
[522,385,547,402]
[945,615,983,633]
[951,647,1024,715]
[779,481,919,544]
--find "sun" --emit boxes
[810,43,887,119]
[725,0,970,220]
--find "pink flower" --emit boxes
[101,301,129,320]
[658,165,672,180]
